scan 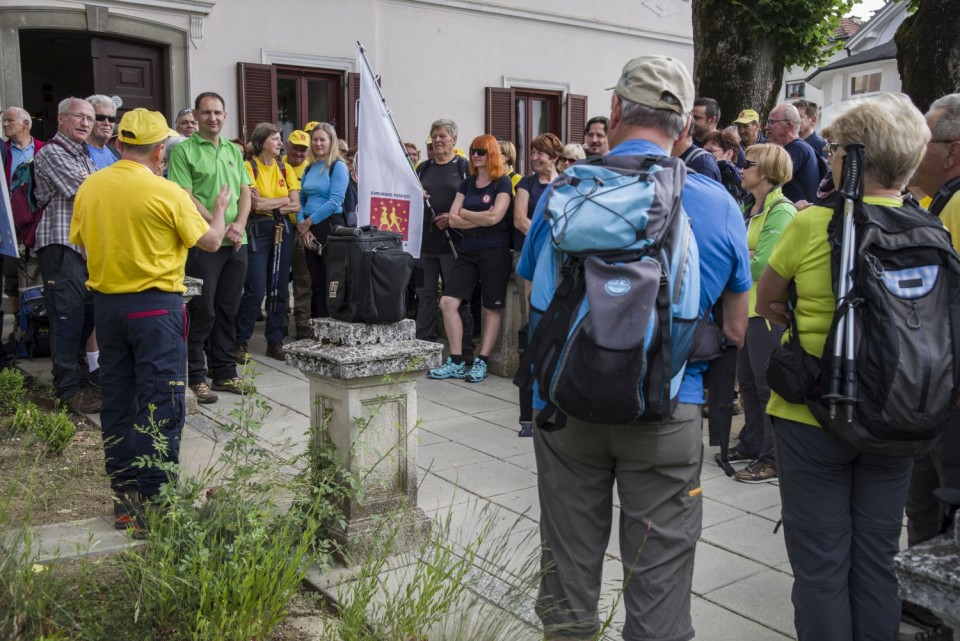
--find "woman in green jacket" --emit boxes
[731,143,797,483]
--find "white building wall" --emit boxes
[2,0,694,141]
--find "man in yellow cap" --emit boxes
[281,129,313,339]
[70,108,230,532]
[733,108,765,151]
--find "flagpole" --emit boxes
[357,42,456,257]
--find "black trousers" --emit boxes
[185,245,247,384]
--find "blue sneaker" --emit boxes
[465,358,488,383]
[427,357,466,380]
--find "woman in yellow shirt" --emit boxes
[731,144,796,483]
[235,122,301,361]
[756,93,931,641]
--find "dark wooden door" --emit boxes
[91,37,166,116]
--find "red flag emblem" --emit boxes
[370,196,411,241]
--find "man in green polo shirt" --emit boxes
[168,91,254,402]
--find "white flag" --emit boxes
[356,44,424,258]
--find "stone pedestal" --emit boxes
[895,512,960,632]
[183,276,203,415]
[284,318,442,562]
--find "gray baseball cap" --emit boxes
[607,55,695,115]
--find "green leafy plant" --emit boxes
[10,402,75,456]
[0,367,27,416]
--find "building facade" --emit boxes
[0,0,693,173]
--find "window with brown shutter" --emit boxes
[566,94,588,145]
[236,62,277,143]
[346,72,360,148]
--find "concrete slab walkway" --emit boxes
[9,329,923,640]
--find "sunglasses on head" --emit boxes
[469,148,487,156]
[95,114,117,123]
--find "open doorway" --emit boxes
[18,30,167,141]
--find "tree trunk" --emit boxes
[895,0,960,113]
[692,0,784,126]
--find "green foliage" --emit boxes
[0,367,27,415]
[119,382,348,641]
[702,0,858,69]
[11,402,75,456]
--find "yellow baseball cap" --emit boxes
[303,121,320,133]
[287,130,309,146]
[733,109,761,124]
[118,108,179,145]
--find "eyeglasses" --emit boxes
[765,118,790,126]
[69,113,95,123]
[824,142,841,157]
[95,114,117,123]
[561,157,578,163]
[469,148,487,157]
[743,160,759,169]
[930,139,958,144]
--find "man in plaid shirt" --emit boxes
[33,97,101,414]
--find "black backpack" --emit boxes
[768,195,960,456]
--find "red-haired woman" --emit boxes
[427,134,513,384]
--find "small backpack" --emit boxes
[768,195,960,456]
[717,160,747,207]
[15,286,50,359]
[514,155,704,430]
[11,139,70,248]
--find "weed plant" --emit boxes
[11,402,75,456]
[0,367,26,415]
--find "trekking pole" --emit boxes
[424,195,459,259]
[839,144,864,422]
[823,143,864,420]
[267,213,284,314]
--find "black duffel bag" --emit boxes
[325,225,413,324]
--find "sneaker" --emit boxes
[465,358,488,383]
[427,357,466,380]
[266,342,285,361]
[212,376,257,395]
[734,460,777,483]
[232,343,249,365]
[726,447,753,463]
[112,487,141,530]
[189,382,219,404]
[63,388,102,414]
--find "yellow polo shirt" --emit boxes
[247,157,302,223]
[70,159,209,294]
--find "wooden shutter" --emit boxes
[565,94,588,144]
[236,62,277,143]
[485,87,515,141]
[346,72,361,147]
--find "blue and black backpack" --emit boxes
[514,154,705,430]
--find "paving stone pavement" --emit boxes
[11,329,924,640]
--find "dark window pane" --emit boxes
[277,76,298,140]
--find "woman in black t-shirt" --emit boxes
[514,133,563,254]
[426,134,512,384]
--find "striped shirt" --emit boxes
[33,132,96,252]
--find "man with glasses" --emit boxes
[85,94,121,170]
[32,97,100,414]
[764,102,820,203]
[906,95,960,592]
[174,108,198,137]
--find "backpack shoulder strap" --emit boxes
[277,159,287,181]
[684,147,709,169]
[931,176,960,219]
[247,158,259,182]
[109,145,121,161]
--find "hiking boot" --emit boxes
[64,388,102,414]
[266,342,285,361]
[734,460,777,483]
[465,358,488,383]
[296,327,312,340]
[212,376,257,395]
[427,357,466,380]
[189,382,219,404]
[112,487,141,530]
[232,342,249,365]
